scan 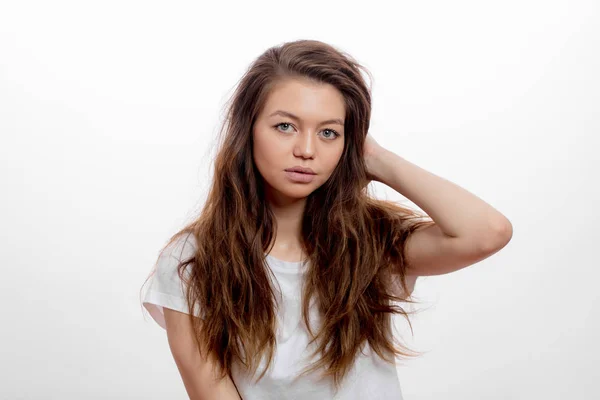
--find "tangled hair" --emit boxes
[141,39,435,392]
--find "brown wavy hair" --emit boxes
[141,39,435,392]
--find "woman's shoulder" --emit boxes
[159,231,198,264]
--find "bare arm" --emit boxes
[164,308,242,400]
[368,148,512,276]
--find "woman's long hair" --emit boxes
[141,39,435,391]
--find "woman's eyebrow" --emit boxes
[268,110,344,127]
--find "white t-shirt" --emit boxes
[142,232,417,400]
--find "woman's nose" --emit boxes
[294,131,316,157]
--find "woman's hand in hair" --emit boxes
[364,133,386,184]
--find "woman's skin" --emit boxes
[252,77,346,262]
[253,76,512,273]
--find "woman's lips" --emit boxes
[285,170,315,183]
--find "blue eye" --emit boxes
[274,122,340,139]
[321,129,340,139]
[276,122,293,132]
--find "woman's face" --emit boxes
[252,77,346,203]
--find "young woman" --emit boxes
[141,39,512,399]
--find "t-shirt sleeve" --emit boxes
[142,232,203,329]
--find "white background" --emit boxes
[1,0,598,399]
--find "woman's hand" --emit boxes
[364,133,386,184]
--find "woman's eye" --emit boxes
[321,129,339,139]
[275,123,339,139]
[276,122,293,132]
